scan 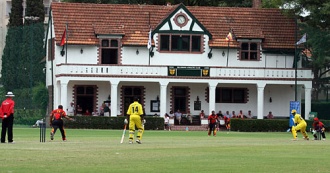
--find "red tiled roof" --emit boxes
[51,3,296,49]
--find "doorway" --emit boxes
[75,85,96,114]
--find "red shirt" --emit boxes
[1,98,15,117]
[51,109,67,120]
[208,114,218,124]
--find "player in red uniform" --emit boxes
[49,105,73,141]
[208,111,218,136]
[223,115,231,131]
[312,117,326,140]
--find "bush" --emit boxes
[230,118,330,132]
[14,109,44,125]
[64,116,164,130]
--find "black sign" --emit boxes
[194,101,201,111]
[168,66,210,77]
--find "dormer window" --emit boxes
[100,39,120,64]
[240,42,260,60]
[159,34,202,53]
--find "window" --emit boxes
[160,34,201,52]
[240,42,260,60]
[100,39,119,64]
[215,88,248,103]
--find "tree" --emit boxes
[278,0,330,101]
[1,0,23,90]
[21,0,46,91]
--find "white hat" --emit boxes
[5,91,15,97]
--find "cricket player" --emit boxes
[291,109,309,141]
[125,97,145,144]
[49,105,73,141]
[312,117,326,140]
[208,111,218,136]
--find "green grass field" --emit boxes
[1,127,329,173]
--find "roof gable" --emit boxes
[153,3,212,39]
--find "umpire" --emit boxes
[0,91,16,144]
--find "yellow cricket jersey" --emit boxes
[126,101,143,116]
[293,113,306,124]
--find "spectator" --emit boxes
[237,110,244,119]
[216,111,223,117]
[169,110,174,118]
[231,111,237,118]
[164,113,170,131]
[245,110,253,119]
[312,118,326,140]
[0,91,16,144]
[291,109,309,141]
[103,103,110,117]
[99,103,106,116]
[186,110,193,124]
[199,110,205,119]
[32,119,44,128]
[67,102,75,116]
[267,111,274,119]
[76,105,83,116]
[174,109,182,125]
[224,111,231,118]
[208,111,218,136]
[83,109,91,116]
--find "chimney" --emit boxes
[252,0,262,8]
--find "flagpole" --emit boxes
[65,23,68,64]
[294,16,297,101]
[50,6,54,112]
[226,41,229,67]
[148,12,151,66]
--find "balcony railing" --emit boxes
[55,64,313,79]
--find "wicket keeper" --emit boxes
[291,109,309,141]
[125,97,145,144]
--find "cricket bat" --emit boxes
[120,124,127,144]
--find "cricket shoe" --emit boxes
[8,141,15,144]
[129,140,133,144]
[303,137,309,140]
[136,139,142,144]
[50,132,54,140]
[292,138,298,141]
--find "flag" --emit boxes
[226,32,233,42]
[296,33,306,45]
[60,29,66,46]
[147,28,152,50]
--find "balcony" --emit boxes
[55,64,313,80]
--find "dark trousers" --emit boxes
[1,114,14,143]
[208,123,216,136]
[51,119,66,140]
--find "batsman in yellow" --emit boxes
[291,109,309,141]
[125,97,145,144]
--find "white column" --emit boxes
[111,81,119,117]
[60,81,68,112]
[159,81,169,117]
[257,83,266,119]
[304,86,312,120]
[208,82,217,115]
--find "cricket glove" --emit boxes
[124,119,128,124]
[142,119,146,125]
